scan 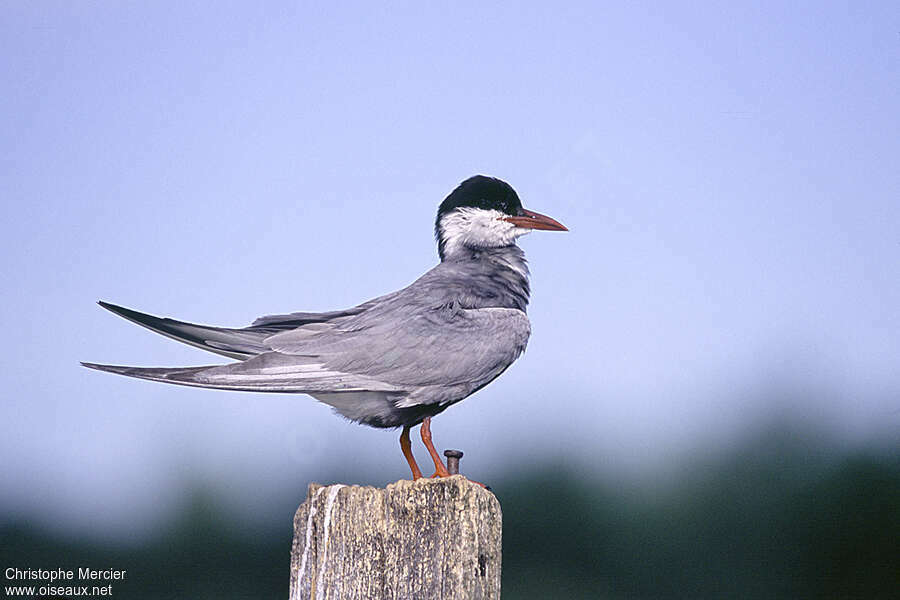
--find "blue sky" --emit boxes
[2,2,898,538]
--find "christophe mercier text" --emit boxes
[6,568,126,582]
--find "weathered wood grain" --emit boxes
[289,476,502,600]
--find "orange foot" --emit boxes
[399,418,490,489]
[420,417,450,477]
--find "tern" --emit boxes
[83,175,567,480]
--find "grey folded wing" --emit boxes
[261,303,532,404]
[88,302,530,409]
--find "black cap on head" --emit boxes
[434,175,525,261]
[436,175,524,222]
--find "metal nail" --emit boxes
[444,449,463,475]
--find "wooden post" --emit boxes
[289,475,502,600]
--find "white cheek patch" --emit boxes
[439,207,530,257]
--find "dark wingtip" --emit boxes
[96,301,154,324]
[81,361,130,375]
[98,300,124,313]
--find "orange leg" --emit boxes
[400,425,423,480]
[420,416,451,478]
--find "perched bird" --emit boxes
[83,175,567,480]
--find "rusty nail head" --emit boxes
[444,449,463,475]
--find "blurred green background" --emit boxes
[4,421,897,599]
